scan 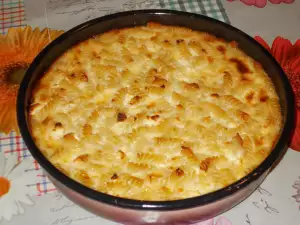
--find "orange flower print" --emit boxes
[254,36,300,151]
[0,151,35,221]
[0,26,63,134]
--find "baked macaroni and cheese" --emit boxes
[29,23,282,200]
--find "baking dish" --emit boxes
[17,10,295,224]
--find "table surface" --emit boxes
[0,1,300,225]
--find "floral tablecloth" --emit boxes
[0,0,299,225]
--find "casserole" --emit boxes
[17,10,294,224]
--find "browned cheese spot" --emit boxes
[54,122,62,128]
[117,112,127,122]
[229,58,251,75]
[124,55,134,63]
[75,46,81,54]
[77,170,91,185]
[147,102,156,109]
[39,94,48,101]
[208,56,214,63]
[74,154,89,163]
[150,115,160,121]
[147,22,161,28]
[64,133,76,141]
[92,51,101,59]
[90,110,99,121]
[254,61,262,69]
[111,173,118,180]
[229,41,238,48]
[184,82,200,90]
[181,145,193,155]
[200,157,215,172]
[78,170,89,179]
[83,124,92,136]
[111,30,120,35]
[210,93,219,98]
[129,95,142,105]
[237,110,250,122]
[181,146,199,163]
[242,136,252,151]
[176,39,184,44]
[245,91,255,103]
[259,89,269,102]
[118,35,125,44]
[258,149,268,158]
[202,116,211,123]
[255,137,264,147]
[148,173,163,183]
[118,150,126,159]
[175,168,184,176]
[146,68,158,83]
[235,133,243,146]
[217,45,226,54]
[153,76,168,87]
[146,53,153,58]
[242,74,252,82]
[176,104,184,110]
[223,72,233,86]
[264,114,276,128]
[58,88,66,97]
[150,35,158,42]
[204,34,217,42]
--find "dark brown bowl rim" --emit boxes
[17,9,295,211]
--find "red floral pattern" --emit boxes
[227,0,294,8]
[254,36,300,151]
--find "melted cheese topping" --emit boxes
[29,23,282,201]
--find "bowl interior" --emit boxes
[17,10,294,210]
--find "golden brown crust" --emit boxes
[29,22,282,201]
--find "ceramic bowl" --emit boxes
[17,10,295,225]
